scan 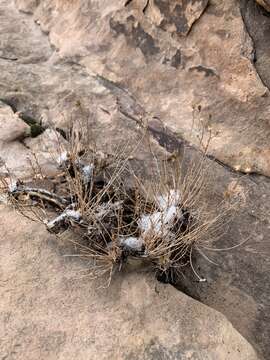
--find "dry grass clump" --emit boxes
[0,120,240,286]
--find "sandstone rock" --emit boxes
[241,0,270,89]
[0,0,50,63]
[133,0,209,37]
[15,0,40,14]
[256,0,270,11]
[0,0,269,358]
[0,103,63,178]
[0,206,260,360]
[16,0,270,177]
[0,142,31,177]
[173,155,270,360]
[0,101,32,177]
[0,102,28,142]
[24,129,67,176]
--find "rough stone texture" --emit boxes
[241,0,270,89]
[143,0,209,36]
[0,102,28,142]
[0,102,65,178]
[14,0,270,177]
[0,206,260,360]
[0,0,269,359]
[175,158,270,360]
[0,101,64,178]
[0,101,31,177]
[256,0,270,11]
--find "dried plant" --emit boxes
[0,116,245,286]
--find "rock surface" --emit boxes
[14,0,270,177]
[241,0,270,89]
[256,0,270,11]
[0,101,32,177]
[175,156,270,360]
[0,0,269,359]
[0,206,260,360]
[0,101,64,178]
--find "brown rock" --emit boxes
[144,0,209,36]
[0,0,270,358]
[256,0,270,11]
[0,206,260,360]
[0,102,32,177]
[19,0,270,177]
[0,102,28,142]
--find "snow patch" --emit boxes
[57,151,68,166]
[0,194,8,204]
[8,179,18,193]
[119,236,144,251]
[139,189,182,236]
[81,164,94,184]
[139,212,163,234]
[156,189,181,210]
[65,209,81,221]
[46,208,81,229]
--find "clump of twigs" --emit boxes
[0,119,240,286]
